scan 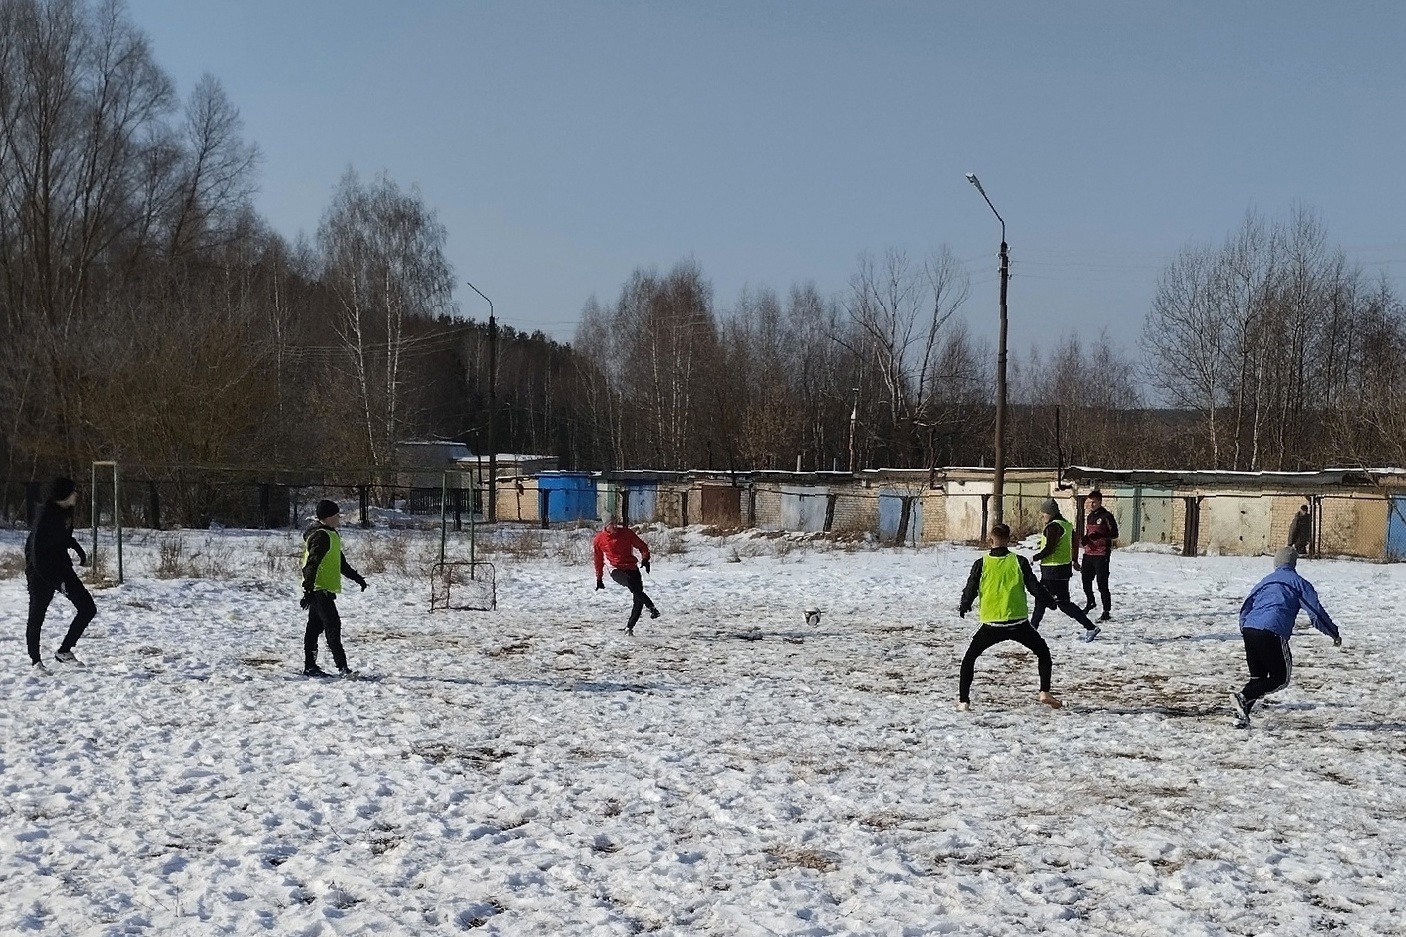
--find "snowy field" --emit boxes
[2,524,1404,936]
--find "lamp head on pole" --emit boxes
[964,172,1004,238]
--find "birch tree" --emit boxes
[316,169,454,468]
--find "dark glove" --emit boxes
[643,560,651,574]
[595,579,605,590]
[74,546,88,567]
[299,591,311,610]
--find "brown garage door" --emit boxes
[700,485,741,526]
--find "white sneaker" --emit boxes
[956,701,971,712]
[32,661,52,675]
[54,650,81,665]
[1230,691,1251,729]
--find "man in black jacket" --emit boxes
[24,477,94,673]
[1287,504,1312,557]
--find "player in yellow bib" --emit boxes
[299,499,368,677]
[956,523,1063,711]
[1029,498,1101,641]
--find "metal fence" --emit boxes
[0,474,487,532]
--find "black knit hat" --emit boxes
[315,499,341,519]
[47,476,76,502]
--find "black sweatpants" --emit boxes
[1029,576,1097,632]
[609,568,656,629]
[26,568,96,664]
[305,591,349,671]
[1241,628,1292,706]
[959,622,1053,703]
[1081,555,1112,613]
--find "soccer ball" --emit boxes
[804,608,821,627]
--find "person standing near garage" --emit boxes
[1079,489,1120,622]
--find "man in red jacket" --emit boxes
[592,518,659,635]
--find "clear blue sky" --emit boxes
[124,0,1406,354]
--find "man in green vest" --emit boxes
[956,523,1063,711]
[1029,498,1101,642]
[300,499,368,677]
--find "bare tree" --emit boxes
[316,169,454,468]
[843,247,970,463]
[0,0,176,469]
[164,73,259,258]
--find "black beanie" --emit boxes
[48,476,76,502]
[315,499,341,519]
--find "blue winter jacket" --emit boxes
[1239,567,1340,641]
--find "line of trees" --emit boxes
[4,0,1405,520]
[1142,207,1406,471]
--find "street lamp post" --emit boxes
[965,172,1009,527]
[465,280,497,523]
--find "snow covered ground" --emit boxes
[2,525,1404,936]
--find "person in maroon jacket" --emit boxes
[592,518,659,635]
[1078,489,1120,622]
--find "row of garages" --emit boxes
[492,467,1406,561]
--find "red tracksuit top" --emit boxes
[593,525,650,578]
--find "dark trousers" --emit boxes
[1029,576,1097,631]
[959,622,1053,703]
[609,568,655,629]
[1291,539,1310,557]
[26,568,96,664]
[305,591,348,671]
[1241,628,1292,706]
[1081,554,1112,612]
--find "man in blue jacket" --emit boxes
[1231,546,1341,728]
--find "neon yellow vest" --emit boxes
[1038,518,1074,566]
[979,553,1029,623]
[303,526,343,593]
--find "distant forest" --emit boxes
[4,0,1406,496]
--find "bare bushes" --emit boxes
[151,533,239,579]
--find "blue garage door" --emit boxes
[878,492,922,544]
[625,484,658,524]
[1387,496,1406,561]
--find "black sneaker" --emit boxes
[1098,611,1111,622]
[649,608,661,619]
[337,667,360,679]
[303,665,332,677]
[1082,600,1096,613]
[624,625,634,636]
[1230,691,1251,728]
